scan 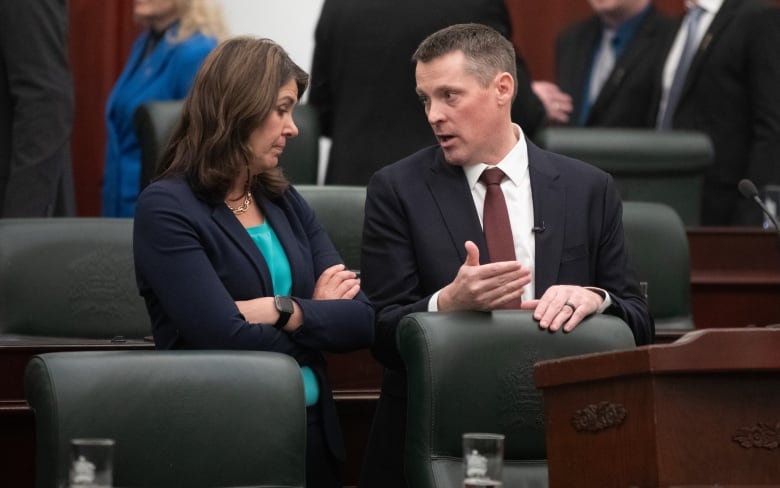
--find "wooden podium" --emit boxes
[534,328,780,487]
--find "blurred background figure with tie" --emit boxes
[545,0,675,127]
[655,0,780,226]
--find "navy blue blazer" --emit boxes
[362,141,653,371]
[133,177,374,460]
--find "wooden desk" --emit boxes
[688,227,780,328]
[535,328,780,487]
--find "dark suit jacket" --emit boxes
[309,0,546,186]
[0,0,73,217]
[556,6,675,127]
[133,177,375,461]
[659,0,780,225]
[359,141,653,487]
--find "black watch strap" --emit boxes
[273,295,294,329]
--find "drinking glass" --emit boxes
[69,438,114,488]
[463,433,504,487]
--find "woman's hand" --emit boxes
[313,264,360,300]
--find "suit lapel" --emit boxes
[121,25,181,103]
[527,142,565,297]
[211,203,274,293]
[425,152,489,265]
[571,19,602,124]
[591,8,661,118]
[260,195,314,297]
[680,0,738,101]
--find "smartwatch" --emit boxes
[273,295,294,329]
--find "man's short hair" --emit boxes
[412,23,517,97]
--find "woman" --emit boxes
[133,37,374,487]
[104,0,227,217]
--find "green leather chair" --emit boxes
[398,311,638,488]
[296,185,365,271]
[0,218,149,339]
[622,201,693,331]
[25,350,306,488]
[134,101,320,190]
[537,128,713,226]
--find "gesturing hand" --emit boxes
[437,241,531,311]
[313,264,360,300]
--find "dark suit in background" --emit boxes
[0,0,74,217]
[360,142,653,487]
[556,4,675,127]
[657,0,780,225]
[309,0,546,186]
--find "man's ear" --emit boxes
[495,72,515,106]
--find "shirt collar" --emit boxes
[464,124,528,190]
[687,0,724,15]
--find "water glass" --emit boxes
[69,438,114,488]
[463,433,504,487]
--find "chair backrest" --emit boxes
[134,101,320,191]
[296,185,365,271]
[134,100,182,191]
[0,218,150,339]
[25,350,306,488]
[537,128,713,226]
[279,103,320,185]
[622,201,693,331]
[398,311,637,488]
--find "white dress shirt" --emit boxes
[428,124,612,313]
[658,0,723,120]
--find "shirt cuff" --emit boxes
[428,291,441,312]
[585,287,612,314]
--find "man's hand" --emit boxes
[437,241,531,311]
[521,285,604,332]
[532,80,573,125]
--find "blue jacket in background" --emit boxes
[103,24,217,217]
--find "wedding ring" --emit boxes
[563,302,576,313]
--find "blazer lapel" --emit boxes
[425,152,489,265]
[211,204,274,293]
[527,142,566,297]
[260,195,314,297]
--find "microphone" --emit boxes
[738,179,780,235]
[531,221,546,234]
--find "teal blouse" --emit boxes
[247,222,319,407]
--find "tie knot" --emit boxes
[480,167,506,186]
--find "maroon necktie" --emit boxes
[479,168,522,308]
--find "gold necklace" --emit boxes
[225,188,253,215]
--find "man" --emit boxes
[0,0,74,217]
[309,0,547,186]
[550,0,675,127]
[655,0,780,226]
[360,23,653,487]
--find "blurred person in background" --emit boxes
[309,0,552,186]
[103,0,227,217]
[0,0,74,217]
[537,0,674,127]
